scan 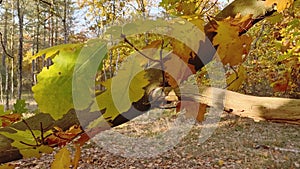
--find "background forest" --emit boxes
[0,0,299,110]
[0,0,299,168]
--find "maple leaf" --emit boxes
[89,55,149,127]
[213,20,252,66]
[13,99,28,114]
[33,40,107,120]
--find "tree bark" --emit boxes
[180,86,300,125]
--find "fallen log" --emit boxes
[181,86,300,125]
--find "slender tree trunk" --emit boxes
[2,0,9,110]
[10,0,15,100]
[63,0,68,43]
[16,0,24,100]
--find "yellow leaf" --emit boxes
[51,147,71,169]
[213,21,252,66]
[90,55,149,125]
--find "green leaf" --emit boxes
[13,99,28,114]
[32,45,83,120]
[33,40,107,120]
[51,147,71,169]
[89,55,149,127]
[0,128,52,158]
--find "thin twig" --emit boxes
[40,122,45,145]
[224,66,239,89]
[22,120,39,146]
[201,0,219,16]
[121,34,160,62]
[199,0,210,15]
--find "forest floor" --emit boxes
[8,108,300,169]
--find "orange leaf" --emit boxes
[45,125,82,146]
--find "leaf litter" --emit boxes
[8,109,300,169]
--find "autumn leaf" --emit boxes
[44,125,82,147]
[0,114,22,127]
[213,20,252,66]
[51,147,71,169]
[0,163,15,169]
[26,43,83,62]
[72,144,81,169]
[89,55,149,127]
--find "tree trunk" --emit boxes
[10,0,15,100]
[17,0,23,100]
